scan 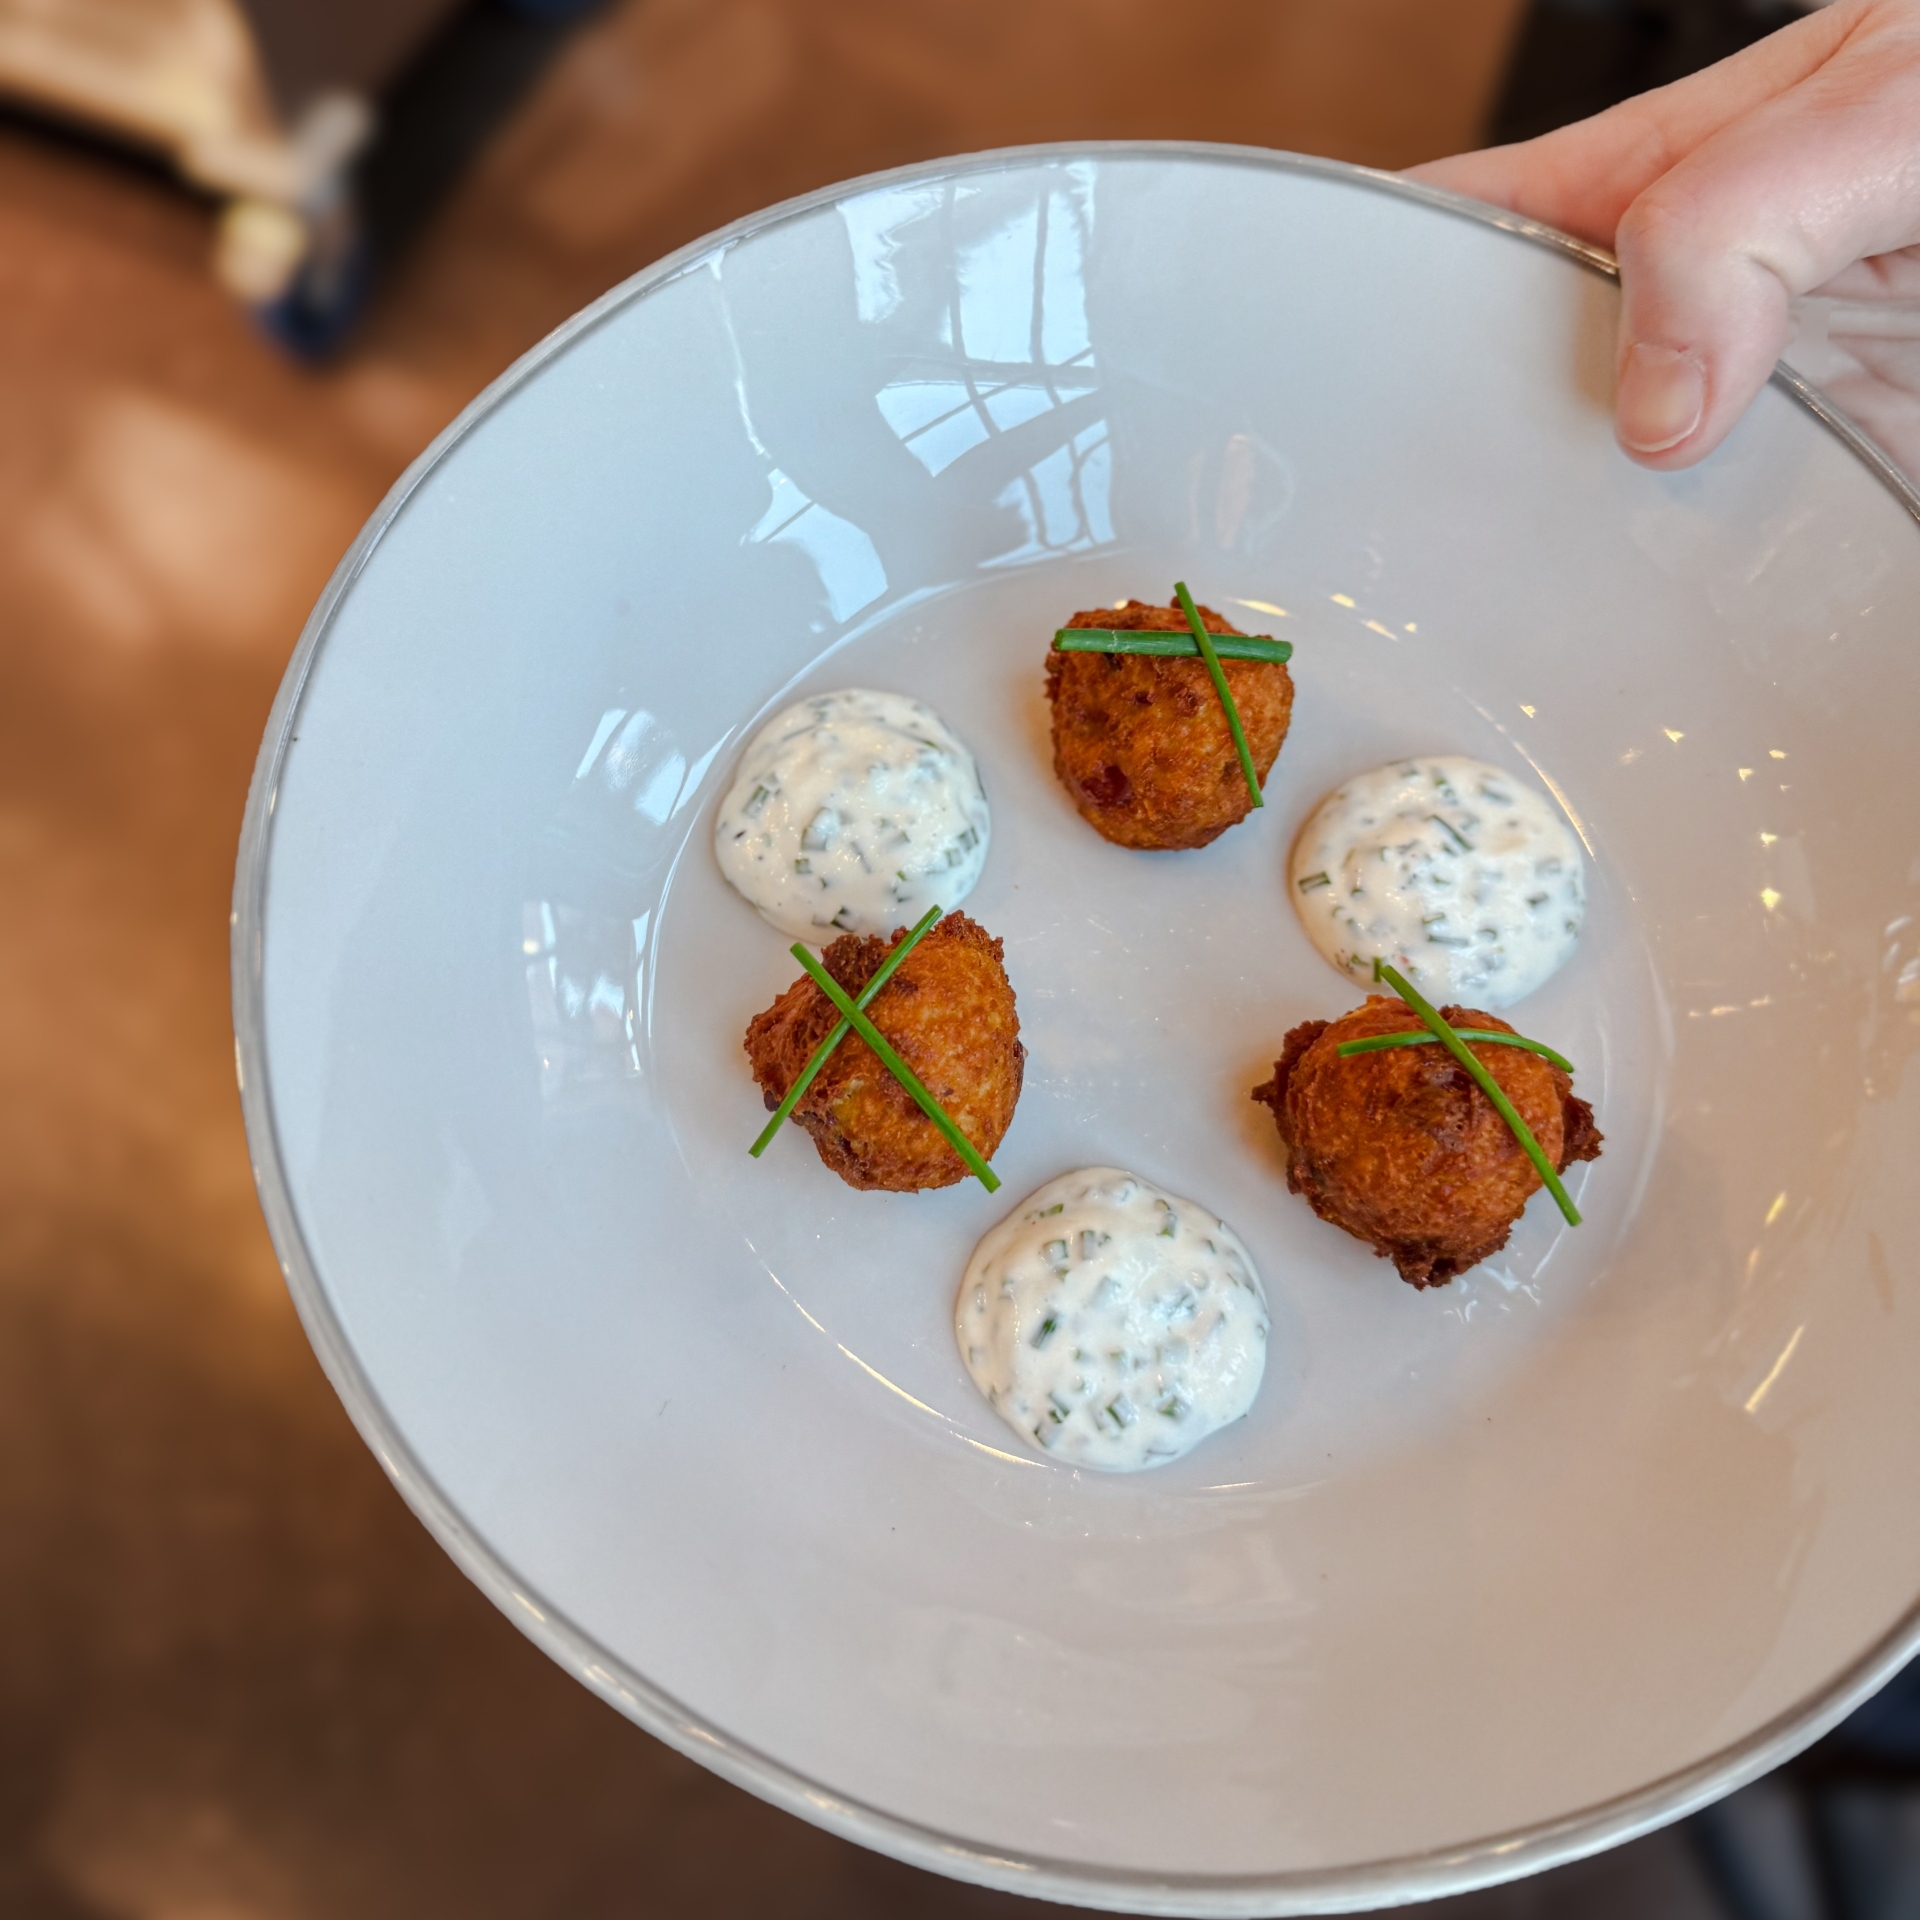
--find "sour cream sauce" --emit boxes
[714,689,990,942]
[957,1168,1269,1472]
[1290,756,1584,1009]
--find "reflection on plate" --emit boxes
[234,146,1920,1913]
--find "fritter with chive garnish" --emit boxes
[1252,994,1602,1287]
[746,911,1024,1191]
[1046,593,1294,849]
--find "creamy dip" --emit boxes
[1289,756,1584,1009]
[957,1168,1270,1472]
[714,689,991,942]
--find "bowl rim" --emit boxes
[230,141,1920,1915]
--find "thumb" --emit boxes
[1611,13,1920,465]
[1611,210,1787,463]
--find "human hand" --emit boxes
[1409,0,1920,478]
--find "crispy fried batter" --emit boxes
[744,911,1024,1191]
[1251,994,1602,1287]
[1045,594,1294,850]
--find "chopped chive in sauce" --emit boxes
[1363,959,1581,1225]
[1427,814,1474,854]
[1032,1315,1060,1349]
[1297,871,1333,892]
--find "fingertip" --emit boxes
[1610,173,1795,469]
[1616,343,1707,456]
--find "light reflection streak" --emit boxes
[574,707,627,779]
[858,167,1111,562]
[955,1434,1043,1469]
[837,1343,950,1422]
[750,1249,830,1335]
[1745,1324,1805,1414]
[1462,697,1596,855]
[1520,758,1594,857]
[746,1252,1042,1467]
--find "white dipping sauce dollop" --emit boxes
[957,1168,1269,1472]
[714,688,990,942]
[1289,756,1584,1009]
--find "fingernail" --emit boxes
[1618,343,1705,454]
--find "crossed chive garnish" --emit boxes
[1049,581,1286,807]
[1337,1025,1575,1075]
[1051,632,1294,663]
[1344,958,1581,1227]
[748,903,1000,1191]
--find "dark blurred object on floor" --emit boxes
[270,0,606,355]
[0,0,603,355]
[1488,0,1810,143]
[353,0,600,317]
[1690,1662,1920,1920]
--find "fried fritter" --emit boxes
[745,911,1024,1191]
[1045,594,1294,850]
[1251,994,1602,1287]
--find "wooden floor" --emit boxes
[0,2,1725,1912]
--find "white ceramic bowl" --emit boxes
[233,147,1920,1913]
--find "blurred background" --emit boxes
[5,2,1916,1916]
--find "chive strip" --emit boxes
[1336,1029,1576,1075]
[789,946,1002,1192]
[1173,581,1263,807]
[1369,959,1581,1226]
[749,904,941,1158]
[1052,631,1293,663]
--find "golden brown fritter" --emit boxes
[1045,594,1294,850]
[745,911,1024,1192]
[1251,994,1602,1287]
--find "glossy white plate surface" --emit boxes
[234,147,1920,1913]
